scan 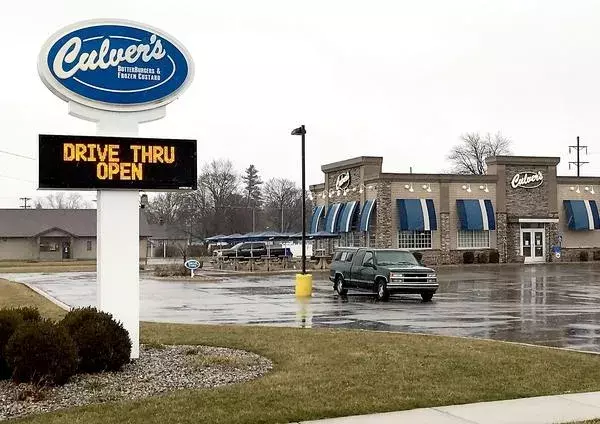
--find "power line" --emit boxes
[0,150,35,161]
[568,136,589,177]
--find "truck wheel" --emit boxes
[421,292,434,302]
[376,280,389,302]
[335,275,348,296]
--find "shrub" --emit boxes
[60,307,131,373]
[476,252,489,264]
[0,309,24,379]
[154,264,189,277]
[5,319,77,385]
[489,250,500,263]
[593,250,600,261]
[463,251,475,264]
[580,251,589,262]
[12,307,41,323]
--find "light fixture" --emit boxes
[584,185,595,194]
[569,186,576,191]
[321,192,327,199]
[479,184,489,193]
[422,183,432,193]
[576,186,581,194]
[343,189,348,196]
[336,189,341,196]
[462,183,471,193]
[404,183,414,192]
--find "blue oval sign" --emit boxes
[184,259,201,270]
[38,19,194,112]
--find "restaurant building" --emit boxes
[309,155,600,264]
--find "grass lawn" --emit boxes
[4,279,600,424]
[0,260,97,274]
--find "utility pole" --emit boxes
[19,197,31,209]
[569,136,589,177]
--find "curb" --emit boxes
[21,282,71,311]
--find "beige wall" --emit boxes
[0,237,150,261]
[0,238,37,260]
[448,183,498,250]
[390,181,441,249]
[557,184,600,248]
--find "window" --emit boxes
[397,231,432,249]
[457,230,490,249]
[339,232,362,247]
[362,251,374,266]
[86,240,92,251]
[39,242,59,252]
[365,232,377,247]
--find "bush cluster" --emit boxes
[0,306,131,386]
[60,307,131,373]
[580,251,589,262]
[463,251,475,264]
[476,252,489,264]
[489,250,500,263]
[154,264,190,277]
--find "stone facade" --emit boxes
[310,155,600,265]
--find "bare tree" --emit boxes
[263,178,302,232]
[34,192,92,209]
[447,132,512,175]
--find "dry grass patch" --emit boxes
[0,279,66,321]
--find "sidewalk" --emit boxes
[298,392,600,424]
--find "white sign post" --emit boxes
[39,20,195,360]
[70,103,167,359]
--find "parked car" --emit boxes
[215,242,288,258]
[329,247,438,301]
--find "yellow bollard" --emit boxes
[295,273,313,297]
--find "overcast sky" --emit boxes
[2,0,600,208]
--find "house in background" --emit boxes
[146,222,190,257]
[0,209,151,261]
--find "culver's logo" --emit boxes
[335,171,350,190]
[511,171,544,189]
[38,19,194,111]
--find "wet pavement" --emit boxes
[3,263,600,352]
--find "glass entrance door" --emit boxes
[521,226,545,263]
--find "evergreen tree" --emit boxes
[242,164,262,207]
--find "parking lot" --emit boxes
[4,263,600,352]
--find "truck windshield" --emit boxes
[375,251,419,266]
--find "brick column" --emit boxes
[496,213,508,263]
[440,212,451,264]
[376,180,393,248]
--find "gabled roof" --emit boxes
[0,209,151,238]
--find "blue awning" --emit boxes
[397,199,437,231]
[324,203,343,233]
[359,200,376,231]
[564,200,600,230]
[456,199,496,230]
[337,201,359,233]
[309,205,325,233]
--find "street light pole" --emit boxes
[291,124,311,297]
[291,124,307,274]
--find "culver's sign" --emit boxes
[38,19,194,111]
[511,171,544,189]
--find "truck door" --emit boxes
[358,251,376,290]
[348,249,365,288]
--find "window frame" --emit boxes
[397,230,433,250]
[456,230,490,249]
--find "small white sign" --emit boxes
[511,171,544,189]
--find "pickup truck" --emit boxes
[329,247,438,301]
[214,242,288,258]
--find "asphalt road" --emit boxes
[3,263,600,352]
